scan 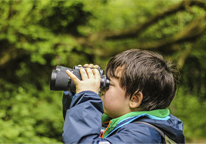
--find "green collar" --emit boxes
[102,109,170,138]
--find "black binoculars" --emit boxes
[50,65,110,93]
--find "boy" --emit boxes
[62,49,185,143]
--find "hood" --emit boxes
[141,114,185,143]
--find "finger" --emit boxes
[79,67,89,80]
[83,64,99,69]
[93,65,99,69]
[93,69,101,80]
[66,70,80,85]
[89,64,94,68]
[85,68,94,79]
[78,64,82,67]
[84,64,93,68]
[83,64,89,67]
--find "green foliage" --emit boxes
[0,79,63,143]
[0,0,206,142]
[170,87,206,140]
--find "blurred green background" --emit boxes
[0,0,206,143]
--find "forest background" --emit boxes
[0,0,206,143]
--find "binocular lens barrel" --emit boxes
[50,66,110,93]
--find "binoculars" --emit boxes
[50,65,110,93]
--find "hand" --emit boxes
[66,64,101,94]
[78,64,99,69]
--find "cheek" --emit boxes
[103,92,122,110]
[103,88,125,105]
[103,94,113,105]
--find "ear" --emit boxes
[129,91,143,109]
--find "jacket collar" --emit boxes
[102,109,170,138]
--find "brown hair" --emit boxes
[105,49,179,110]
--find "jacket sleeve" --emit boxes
[62,91,74,120]
[62,91,105,143]
[62,91,162,144]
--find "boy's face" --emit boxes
[100,67,132,118]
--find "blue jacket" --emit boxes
[62,91,185,143]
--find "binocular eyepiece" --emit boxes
[50,65,110,93]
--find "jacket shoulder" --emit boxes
[106,122,162,143]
